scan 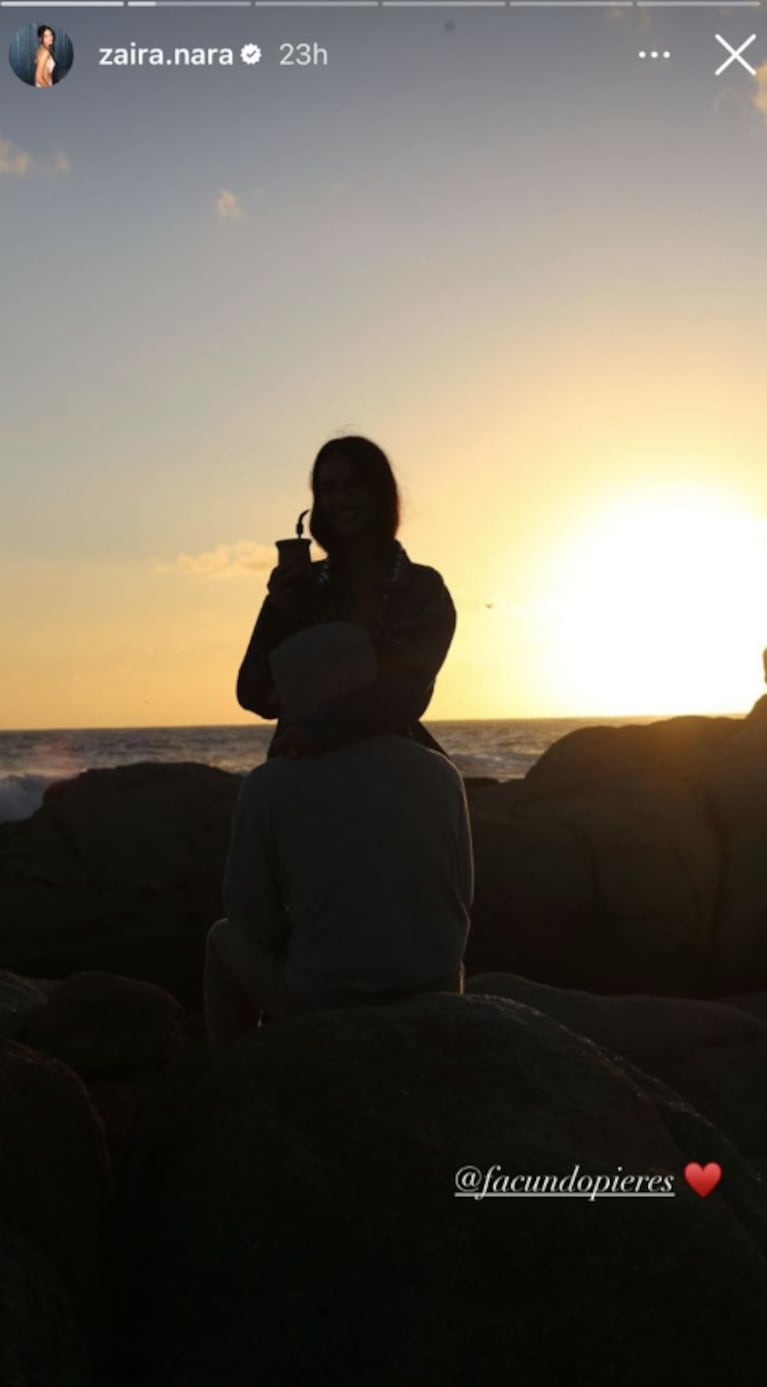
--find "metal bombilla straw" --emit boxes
[296,509,310,538]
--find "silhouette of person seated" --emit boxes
[204,622,473,1049]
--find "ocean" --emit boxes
[0,715,689,824]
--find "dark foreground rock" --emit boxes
[0,1038,112,1334]
[104,994,767,1387]
[465,698,767,994]
[694,696,767,983]
[0,969,48,1038]
[0,1230,91,1387]
[19,970,187,1080]
[0,762,238,1009]
[466,972,767,1174]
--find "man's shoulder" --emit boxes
[406,739,465,780]
[365,734,465,789]
[237,760,286,808]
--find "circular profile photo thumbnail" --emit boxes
[9,21,74,88]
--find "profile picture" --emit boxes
[8,21,74,88]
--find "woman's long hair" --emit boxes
[309,436,401,558]
[37,24,55,46]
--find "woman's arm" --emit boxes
[35,50,49,85]
[236,595,304,717]
[290,569,456,753]
[237,564,318,716]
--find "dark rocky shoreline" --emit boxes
[2,702,767,1384]
[3,697,767,1005]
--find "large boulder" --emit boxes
[466,972,767,1173]
[86,1074,169,1169]
[19,971,187,1080]
[466,768,721,994]
[0,969,48,1039]
[0,1230,91,1387]
[526,715,737,790]
[0,762,240,1010]
[693,696,767,990]
[466,707,767,995]
[0,1038,112,1332]
[87,1009,213,1173]
[106,994,767,1387]
[9,761,235,893]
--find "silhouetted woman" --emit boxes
[236,436,456,759]
[34,25,55,88]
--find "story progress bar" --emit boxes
[1,0,761,8]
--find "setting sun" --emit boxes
[532,485,767,715]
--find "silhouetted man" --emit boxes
[204,622,473,1048]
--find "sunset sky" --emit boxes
[2,5,766,728]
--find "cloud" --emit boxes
[216,189,243,220]
[0,139,32,176]
[0,137,70,176]
[155,540,275,578]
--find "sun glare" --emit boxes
[536,485,767,715]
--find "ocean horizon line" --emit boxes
[0,710,751,737]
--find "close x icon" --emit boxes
[714,34,758,76]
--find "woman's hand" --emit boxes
[266,564,312,621]
[272,724,323,758]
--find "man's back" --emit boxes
[252,733,473,1004]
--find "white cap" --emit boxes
[269,621,378,722]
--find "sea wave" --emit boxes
[450,750,532,780]
[0,773,56,824]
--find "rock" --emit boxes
[466,767,721,994]
[526,715,738,790]
[183,1009,209,1042]
[64,1006,211,1170]
[723,988,767,1020]
[0,762,240,1010]
[694,697,767,990]
[86,1074,164,1169]
[111,1013,213,1148]
[27,976,66,997]
[106,994,767,1387]
[19,971,187,1081]
[30,762,236,893]
[0,1038,112,1330]
[465,973,767,1172]
[0,1230,91,1387]
[0,970,48,1039]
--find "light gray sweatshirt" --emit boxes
[223,732,473,1005]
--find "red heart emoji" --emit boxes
[684,1162,722,1197]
